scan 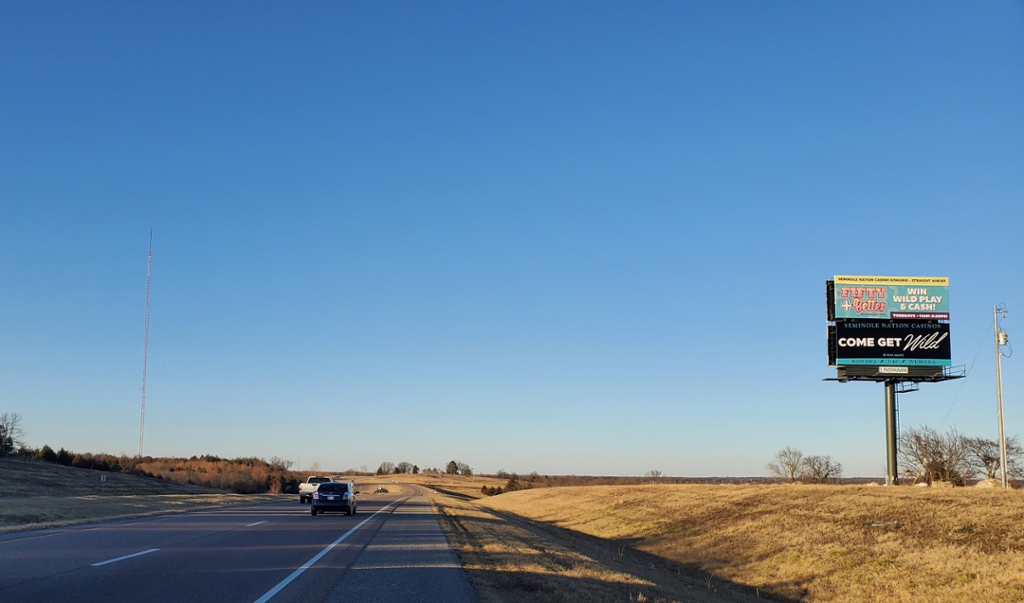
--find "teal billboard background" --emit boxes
[833,282,949,320]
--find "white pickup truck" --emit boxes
[298,476,334,504]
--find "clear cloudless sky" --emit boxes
[2,2,1022,477]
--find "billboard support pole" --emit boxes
[885,381,899,486]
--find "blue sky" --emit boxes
[2,3,1022,477]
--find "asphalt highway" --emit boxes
[0,483,477,603]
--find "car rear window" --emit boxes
[309,477,331,484]
[318,483,343,493]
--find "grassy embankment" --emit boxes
[0,458,282,532]
[432,481,1024,603]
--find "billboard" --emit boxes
[833,275,949,320]
[833,321,951,366]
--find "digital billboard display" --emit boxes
[833,275,949,320]
[833,321,951,366]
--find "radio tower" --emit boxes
[139,230,152,458]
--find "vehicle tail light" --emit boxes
[313,492,319,500]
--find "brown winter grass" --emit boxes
[0,457,222,497]
[0,458,283,532]
[467,484,1024,603]
[416,473,506,499]
[0,492,283,533]
[433,488,737,603]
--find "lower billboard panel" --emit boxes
[834,321,951,366]
[835,365,949,381]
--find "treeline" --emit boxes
[900,425,1022,485]
[374,459,474,476]
[481,473,532,496]
[137,455,300,494]
[375,461,421,475]
[16,444,139,473]
[14,444,302,494]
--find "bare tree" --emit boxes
[309,461,322,474]
[803,455,843,484]
[766,447,805,482]
[457,461,473,477]
[900,426,972,484]
[966,436,1024,480]
[0,412,25,456]
[268,456,294,471]
[376,461,395,475]
[643,469,664,484]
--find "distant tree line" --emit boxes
[766,425,1023,486]
[482,473,531,496]
[445,460,473,476]
[9,443,303,495]
[375,461,420,475]
[374,459,477,476]
[765,447,844,484]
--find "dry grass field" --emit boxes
[434,486,764,603]
[458,484,1024,603]
[0,458,282,532]
[415,473,508,499]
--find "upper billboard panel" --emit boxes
[833,275,949,320]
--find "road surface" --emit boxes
[0,482,476,603]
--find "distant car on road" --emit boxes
[310,481,359,516]
[299,476,334,504]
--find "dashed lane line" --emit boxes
[252,498,406,603]
[91,548,160,567]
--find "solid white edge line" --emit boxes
[252,499,405,603]
[91,548,160,567]
[246,521,269,527]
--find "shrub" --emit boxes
[37,445,57,463]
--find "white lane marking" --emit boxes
[91,548,160,567]
[252,499,404,603]
[246,521,268,527]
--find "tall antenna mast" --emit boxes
[139,229,152,457]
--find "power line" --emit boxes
[937,321,992,431]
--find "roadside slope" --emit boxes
[0,458,220,497]
[433,488,771,603]
[476,484,1024,603]
[0,458,280,532]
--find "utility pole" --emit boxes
[994,306,1009,489]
